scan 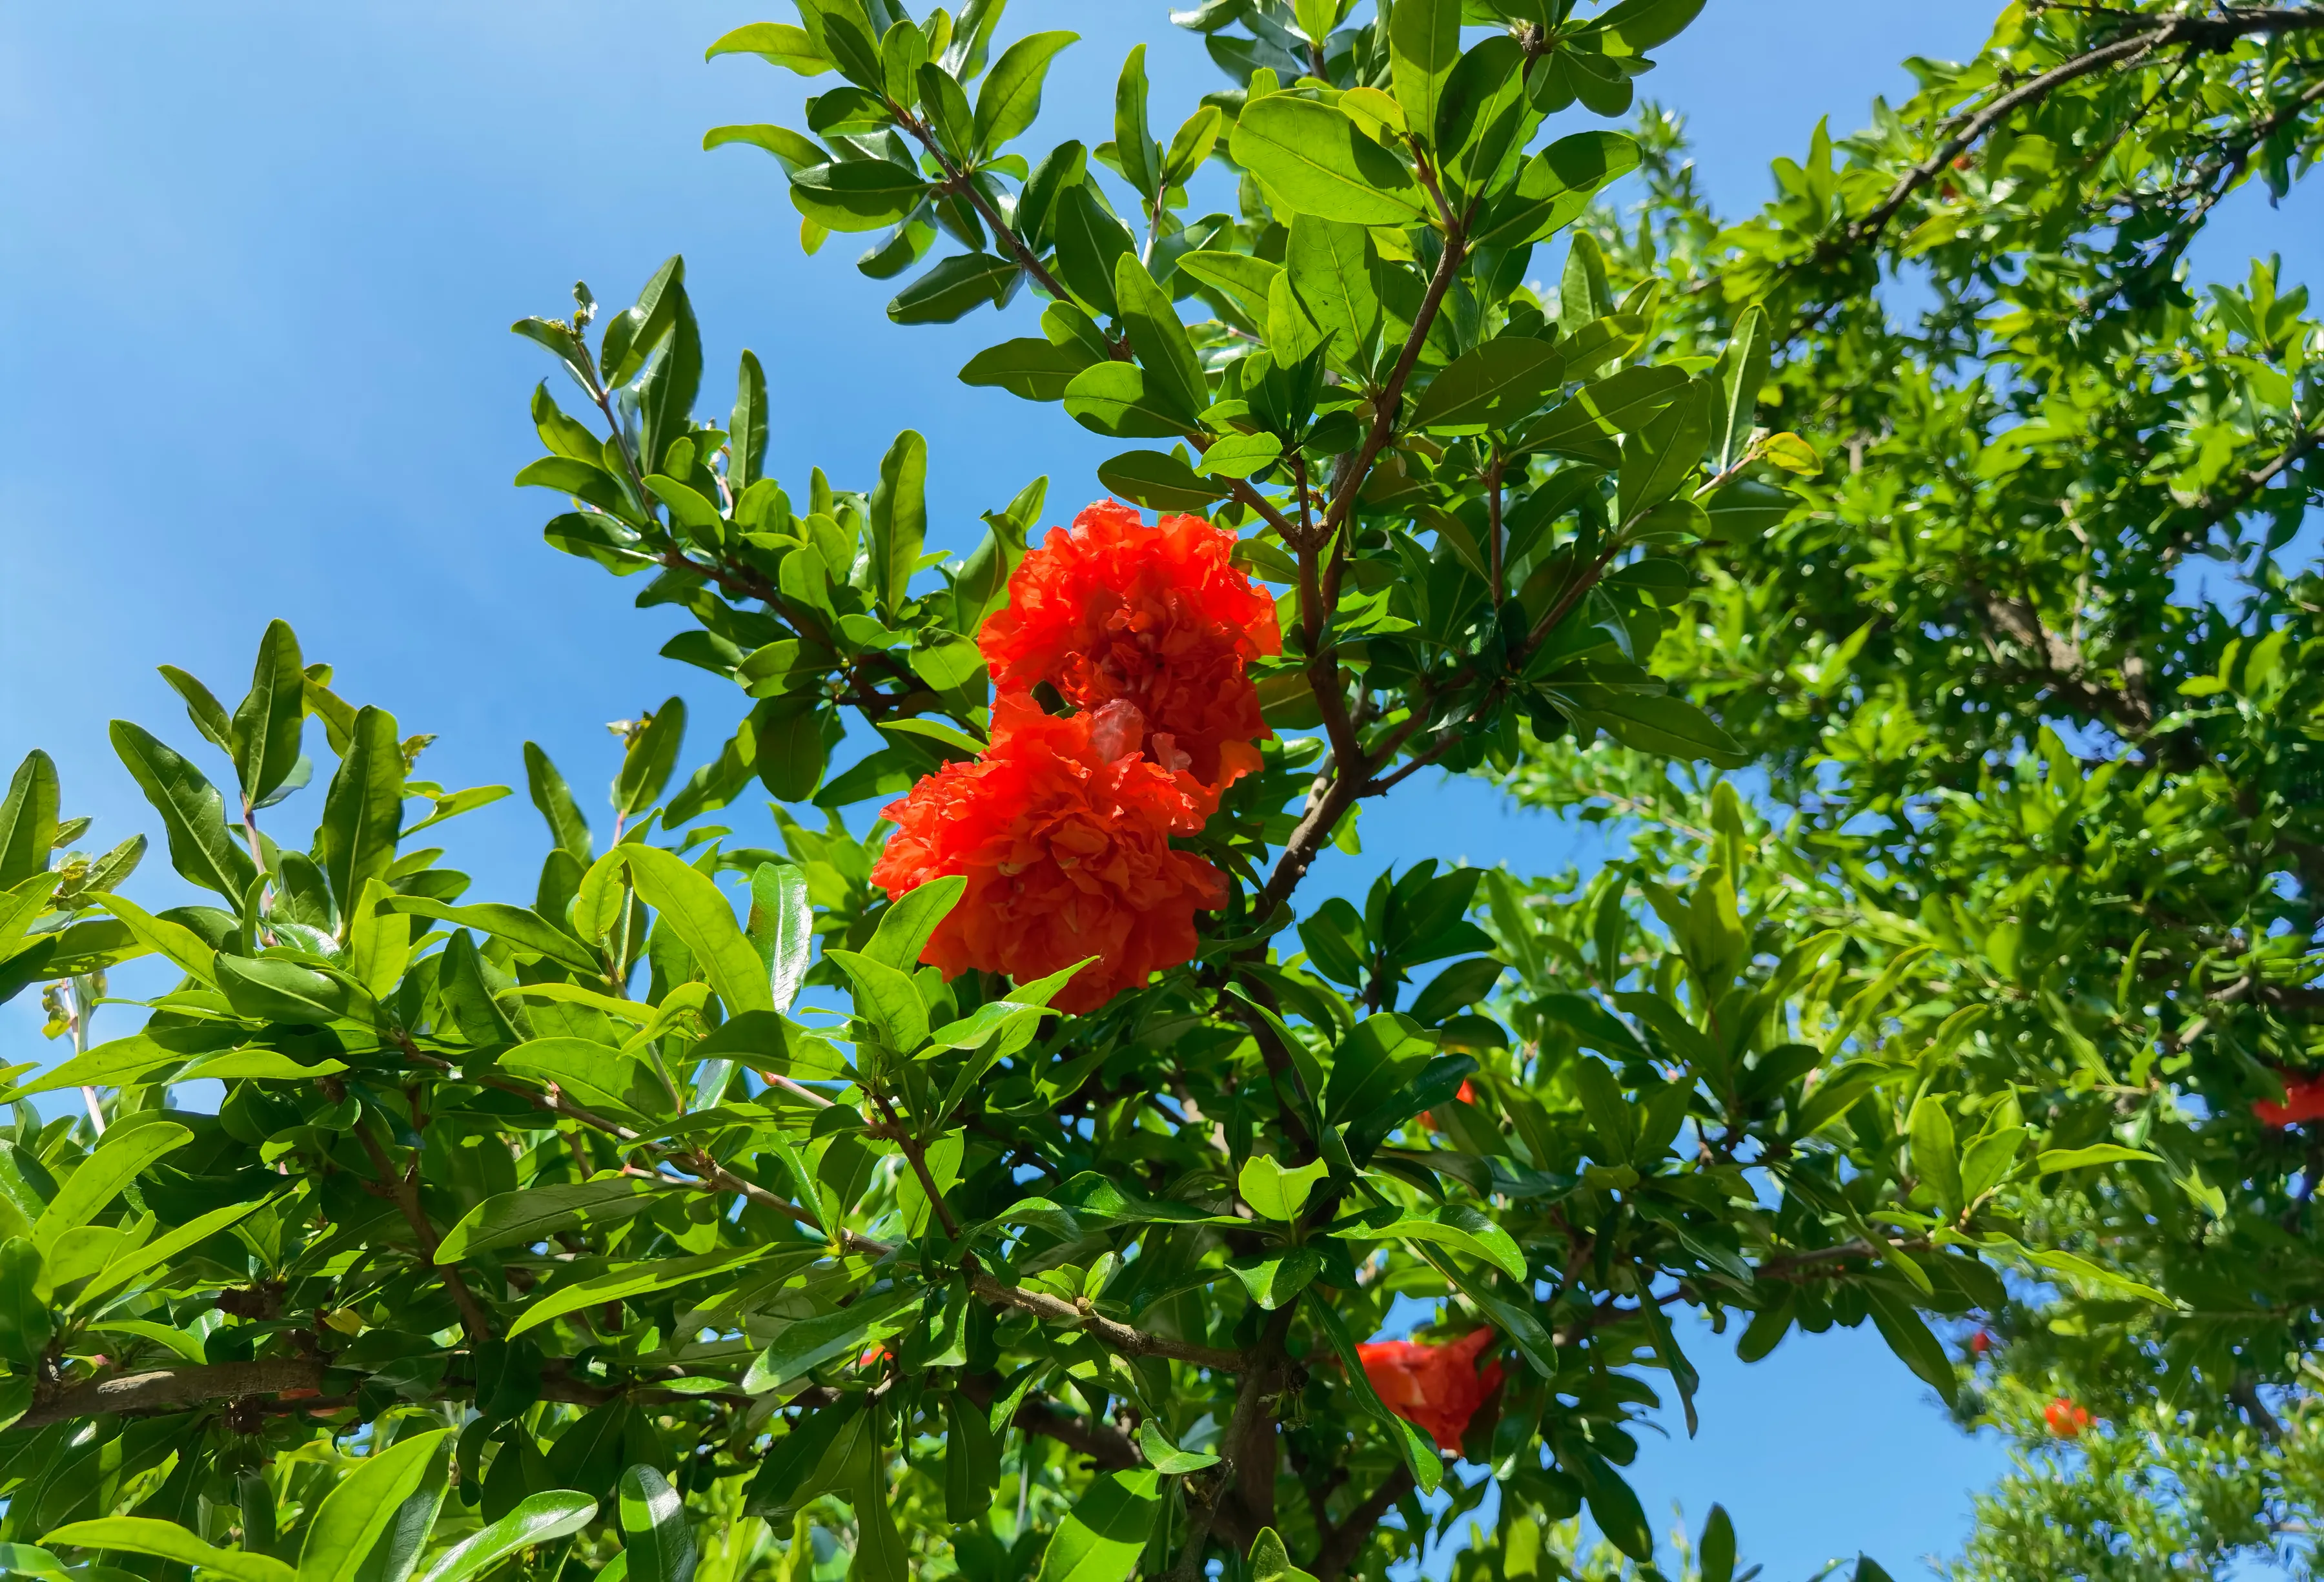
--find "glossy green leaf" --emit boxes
[1033,1470,1161,1582]
[232,619,307,808]
[742,1285,921,1390]
[973,31,1077,153]
[1408,337,1565,434]
[41,1520,292,1582]
[867,429,928,613]
[110,722,259,903]
[620,843,771,1015]
[415,1494,597,1582]
[1096,448,1230,511]
[1239,1154,1329,1220]
[296,1428,453,1582]
[617,1467,695,1582]
[1228,97,1426,225]
[0,752,58,892]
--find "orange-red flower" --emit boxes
[870,695,1227,1012]
[2044,1397,2093,1439]
[2254,1071,2324,1127]
[1355,1329,1504,1452]
[978,500,1281,797]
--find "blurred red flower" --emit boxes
[2044,1397,2093,1438]
[1355,1328,1503,1452]
[978,500,1281,797]
[2254,1071,2324,1127]
[870,695,1226,1012]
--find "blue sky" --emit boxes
[1,3,2313,1576]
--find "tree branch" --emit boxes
[1312,1463,1417,1582]
[966,1273,1246,1373]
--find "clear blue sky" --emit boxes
[1,3,2310,1576]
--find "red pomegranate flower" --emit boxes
[870,695,1227,1012]
[977,500,1281,797]
[2044,1397,2093,1439]
[2254,1071,2324,1127]
[1355,1329,1504,1452]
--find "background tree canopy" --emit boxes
[0,3,2318,1581]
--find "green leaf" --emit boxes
[1593,0,1706,54]
[945,1392,1004,1521]
[502,1037,676,1123]
[742,1284,921,1390]
[1063,363,1194,440]
[1865,1288,1959,1406]
[384,898,597,974]
[1034,1470,1161,1582]
[1097,449,1231,512]
[0,752,59,892]
[296,1427,453,1582]
[94,893,218,986]
[6,1033,178,1097]
[110,721,260,903]
[214,952,357,1025]
[1115,254,1208,421]
[1389,0,1460,147]
[1408,337,1565,434]
[2035,1144,2161,1173]
[960,338,1093,402]
[826,948,930,1053]
[0,1238,50,1365]
[1698,1506,1737,1582]
[232,620,307,808]
[1247,1529,1316,1582]
[1571,1055,1635,1160]
[1321,1014,1434,1127]
[1303,1296,1442,1492]
[1176,250,1281,325]
[159,666,240,759]
[34,1122,190,1253]
[1332,1203,1526,1282]
[973,31,1077,154]
[1473,131,1640,250]
[747,1401,865,1519]
[1050,183,1133,316]
[525,745,595,863]
[1567,693,1746,768]
[614,699,686,817]
[1712,304,1769,471]
[748,863,814,1012]
[1113,44,1158,198]
[707,21,828,74]
[414,1494,597,1582]
[1908,1094,1963,1217]
[316,706,403,919]
[620,844,771,1015]
[438,1178,677,1261]
[866,874,964,974]
[1194,432,1283,480]
[849,1435,908,1582]
[617,1467,695,1582]
[1136,1422,1218,1475]
[790,161,931,231]
[41,1520,293,1582]
[0,873,59,969]
[511,1246,789,1339]
[1239,1155,1329,1220]
[1573,1455,1651,1561]
[889,253,1017,324]
[1161,104,1224,189]
[868,430,928,613]
[1229,97,1426,225]
[1283,216,1379,369]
